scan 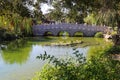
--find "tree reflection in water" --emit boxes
[1,39,31,64]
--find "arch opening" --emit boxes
[58,31,70,36]
[44,31,53,36]
[94,32,104,38]
[74,31,84,37]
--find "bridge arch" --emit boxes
[73,31,84,37]
[43,31,53,36]
[57,31,70,36]
[94,31,104,37]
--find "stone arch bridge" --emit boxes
[33,23,108,37]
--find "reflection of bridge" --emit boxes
[33,23,108,37]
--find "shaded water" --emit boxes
[0,37,112,80]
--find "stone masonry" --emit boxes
[33,23,108,37]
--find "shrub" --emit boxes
[32,49,120,80]
[106,46,120,54]
[94,32,103,38]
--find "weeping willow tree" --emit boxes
[0,0,47,37]
[96,0,120,45]
[95,0,120,28]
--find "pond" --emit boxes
[0,37,112,80]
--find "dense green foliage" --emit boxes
[84,14,97,25]
[106,46,120,54]
[0,15,33,41]
[94,32,103,38]
[32,47,120,80]
[0,0,47,41]
[48,0,120,29]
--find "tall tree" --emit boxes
[50,0,120,31]
[0,0,32,17]
[47,1,64,22]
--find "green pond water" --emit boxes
[0,37,112,80]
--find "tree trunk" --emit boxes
[117,20,120,35]
[113,20,120,45]
[112,14,120,45]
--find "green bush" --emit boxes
[94,32,103,38]
[106,46,120,54]
[32,49,120,80]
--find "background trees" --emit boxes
[48,0,120,28]
[1,0,119,27]
[0,0,120,41]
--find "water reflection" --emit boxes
[1,39,31,64]
[0,37,113,80]
[87,43,113,59]
[0,37,112,65]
